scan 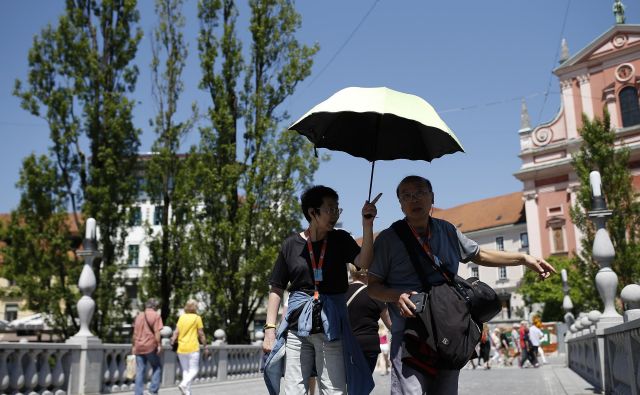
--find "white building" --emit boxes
[434,192,530,322]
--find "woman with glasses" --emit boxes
[263,185,380,395]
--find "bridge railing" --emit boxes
[0,341,263,395]
[566,314,640,394]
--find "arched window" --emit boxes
[619,86,640,127]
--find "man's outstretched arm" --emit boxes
[471,249,557,280]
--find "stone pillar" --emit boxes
[604,90,619,129]
[160,326,176,386]
[67,218,104,395]
[561,79,578,139]
[523,192,543,258]
[577,74,594,120]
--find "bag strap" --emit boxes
[142,310,157,340]
[144,311,157,335]
[391,220,472,305]
[346,284,367,307]
[390,220,436,291]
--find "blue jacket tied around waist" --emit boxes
[263,291,375,395]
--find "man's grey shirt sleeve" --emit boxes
[456,227,479,263]
[369,230,390,279]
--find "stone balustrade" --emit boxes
[566,284,640,394]
[0,343,77,395]
[0,342,263,395]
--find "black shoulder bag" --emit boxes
[391,220,501,323]
[391,220,499,370]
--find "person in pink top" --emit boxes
[379,325,391,375]
[132,298,164,395]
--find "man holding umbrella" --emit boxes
[368,175,556,394]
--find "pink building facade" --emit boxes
[515,24,640,259]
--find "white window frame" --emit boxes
[128,244,140,267]
[498,266,508,280]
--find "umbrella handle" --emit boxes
[367,161,375,202]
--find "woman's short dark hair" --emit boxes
[396,175,433,197]
[301,185,339,222]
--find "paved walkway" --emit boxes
[131,356,598,395]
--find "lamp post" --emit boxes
[67,218,102,344]
[587,171,622,325]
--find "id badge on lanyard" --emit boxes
[313,268,323,282]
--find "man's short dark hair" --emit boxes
[396,175,433,197]
[301,185,339,222]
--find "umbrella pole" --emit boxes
[367,161,375,202]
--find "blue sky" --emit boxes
[0,1,634,235]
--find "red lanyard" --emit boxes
[406,220,452,283]
[305,230,327,300]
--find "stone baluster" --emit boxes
[23,350,38,393]
[588,172,622,325]
[0,350,9,393]
[50,350,66,390]
[620,284,640,321]
[37,350,52,392]
[9,349,26,393]
[108,350,120,392]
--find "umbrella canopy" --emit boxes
[289,86,464,162]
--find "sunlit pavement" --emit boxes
[126,355,597,395]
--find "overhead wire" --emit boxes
[304,0,381,90]
[537,0,572,125]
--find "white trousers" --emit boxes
[178,351,200,395]
[284,332,346,395]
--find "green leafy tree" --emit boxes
[570,112,640,295]
[13,0,143,340]
[0,155,81,339]
[193,0,319,342]
[519,256,597,321]
[142,0,198,325]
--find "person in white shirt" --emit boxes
[527,323,544,368]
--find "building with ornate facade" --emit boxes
[515,19,640,259]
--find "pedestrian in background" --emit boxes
[528,320,544,367]
[379,324,391,375]
[345,264,392,373]
[478,324,491,370]
[519,321,538,368]
[498,328,512,366]
[532,317,548,364]
[511,323,521,361]
[171,299,208,395]
[132,298,163,395]
[490,328,502,366]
